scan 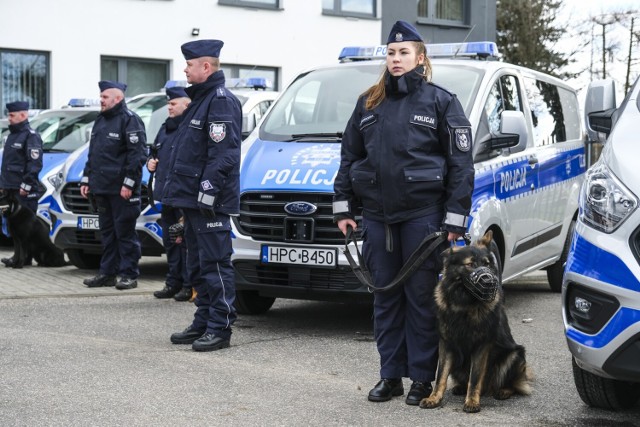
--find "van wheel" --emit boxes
[547,220,575,293]
[572,357,640,410]
[235,290,275,315]
[66,249,101,270]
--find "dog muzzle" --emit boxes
[463,266,499,302]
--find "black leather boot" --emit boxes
[368,378,404,402]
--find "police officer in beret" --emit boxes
[163,40,242,352]
[0,101,43,267]
[333,21,474,405]
[80,81,146,290]
[147,86,193,301]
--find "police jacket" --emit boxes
[81,100,146,196]
[149,114,184,201]
[0,120,43,196]
[161,71,242,214]
[333,67,475,234]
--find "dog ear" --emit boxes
[477,230,493,248]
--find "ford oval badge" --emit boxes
[284,201,317,216]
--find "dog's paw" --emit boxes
[494,388,514,400]
[463,400,481,413]
[419,397,441,409]
[451,385,467,395]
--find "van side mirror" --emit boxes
[491,110,527,153]
[584,79,616,142]
[242,112,256,139]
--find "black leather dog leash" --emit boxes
[343,225,448,293]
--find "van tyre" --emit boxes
[572,357,640,410]
[547,219,575,293]
[66,249,102,270]
[234,290,275,314]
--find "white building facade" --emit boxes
[0,0,382,113]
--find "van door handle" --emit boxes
[528,155,538,165]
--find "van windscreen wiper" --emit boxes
[288,132,343,141]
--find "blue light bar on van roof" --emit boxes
[67,98,101,107]
[164,80,188,89]
[338,41,500,61]
[227,77,273,90]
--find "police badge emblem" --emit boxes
[128,133,139,144]
[395,32,403,42]
[455,128,471,152]
[30,149,40,159]
[209,122,226,143]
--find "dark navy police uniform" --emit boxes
[162,44,242,342]
[333,36,474,387]
[1,104,43,213]
[81,90,146,281]
[150,100,190,296]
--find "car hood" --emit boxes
[240,139,341,193]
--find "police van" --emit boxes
[563,77,640,410]
[233,42,586,314]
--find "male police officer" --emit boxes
[80,81,146,290]
[147,86,193,301]
[0,101,43,267]
[164,40,242,352]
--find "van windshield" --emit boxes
[260,62,483,142]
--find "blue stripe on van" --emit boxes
[566,307,640,348]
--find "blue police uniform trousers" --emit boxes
[96,195,141,279]
[363,211,444,382]
[183,208,236,339]
[160,206,189,291]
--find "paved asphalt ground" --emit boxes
[1,245,640,426]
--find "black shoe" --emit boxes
[116,278,138,290]
[170,325,205,344]
[192,333,230,352]
[83,274,117,288]
[405,381,432,406]
[368,378,404,402]
[173,287,192,302]
[154,285,180,299]
[1,257,31,268]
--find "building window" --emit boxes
[417,0,468,26]
[1,49,49,116]
[323,0,377,19]
[221,64,279,91]
[100,56,170,97]
[218,0,281,10]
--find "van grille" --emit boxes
[234,261,363,290]
[60,183,150,214]
[234,192,360,245]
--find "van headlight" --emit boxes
[579,163,637,233]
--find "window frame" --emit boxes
[1,48,50,116]
[218,0,282,10]
[417,0,470,28]
[100,55,170,97]
[322,0,378,19]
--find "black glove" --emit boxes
[168,222,184,244]
[199,206,215,219]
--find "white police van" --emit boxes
[562,77,640,410]
[232,42,586,314]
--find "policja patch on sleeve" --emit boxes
[209,122,226,143]
[30,149,40,159]
[128,132,140,144]
[454,127,471,152]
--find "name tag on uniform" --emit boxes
[410,114,437,129]
[189,119,204,129]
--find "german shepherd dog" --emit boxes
[0,190,66,268]
[420,231,533,413]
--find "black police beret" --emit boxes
[166,86,189,100]
[181,39,224,60]
[98,80,127,92]
[6,101,29,112]
[387,20,423,44]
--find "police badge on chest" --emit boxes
[209,122,226,143]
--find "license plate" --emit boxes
[78,216,100,230]
[261,245,337,267]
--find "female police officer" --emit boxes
[333,21,474,405]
